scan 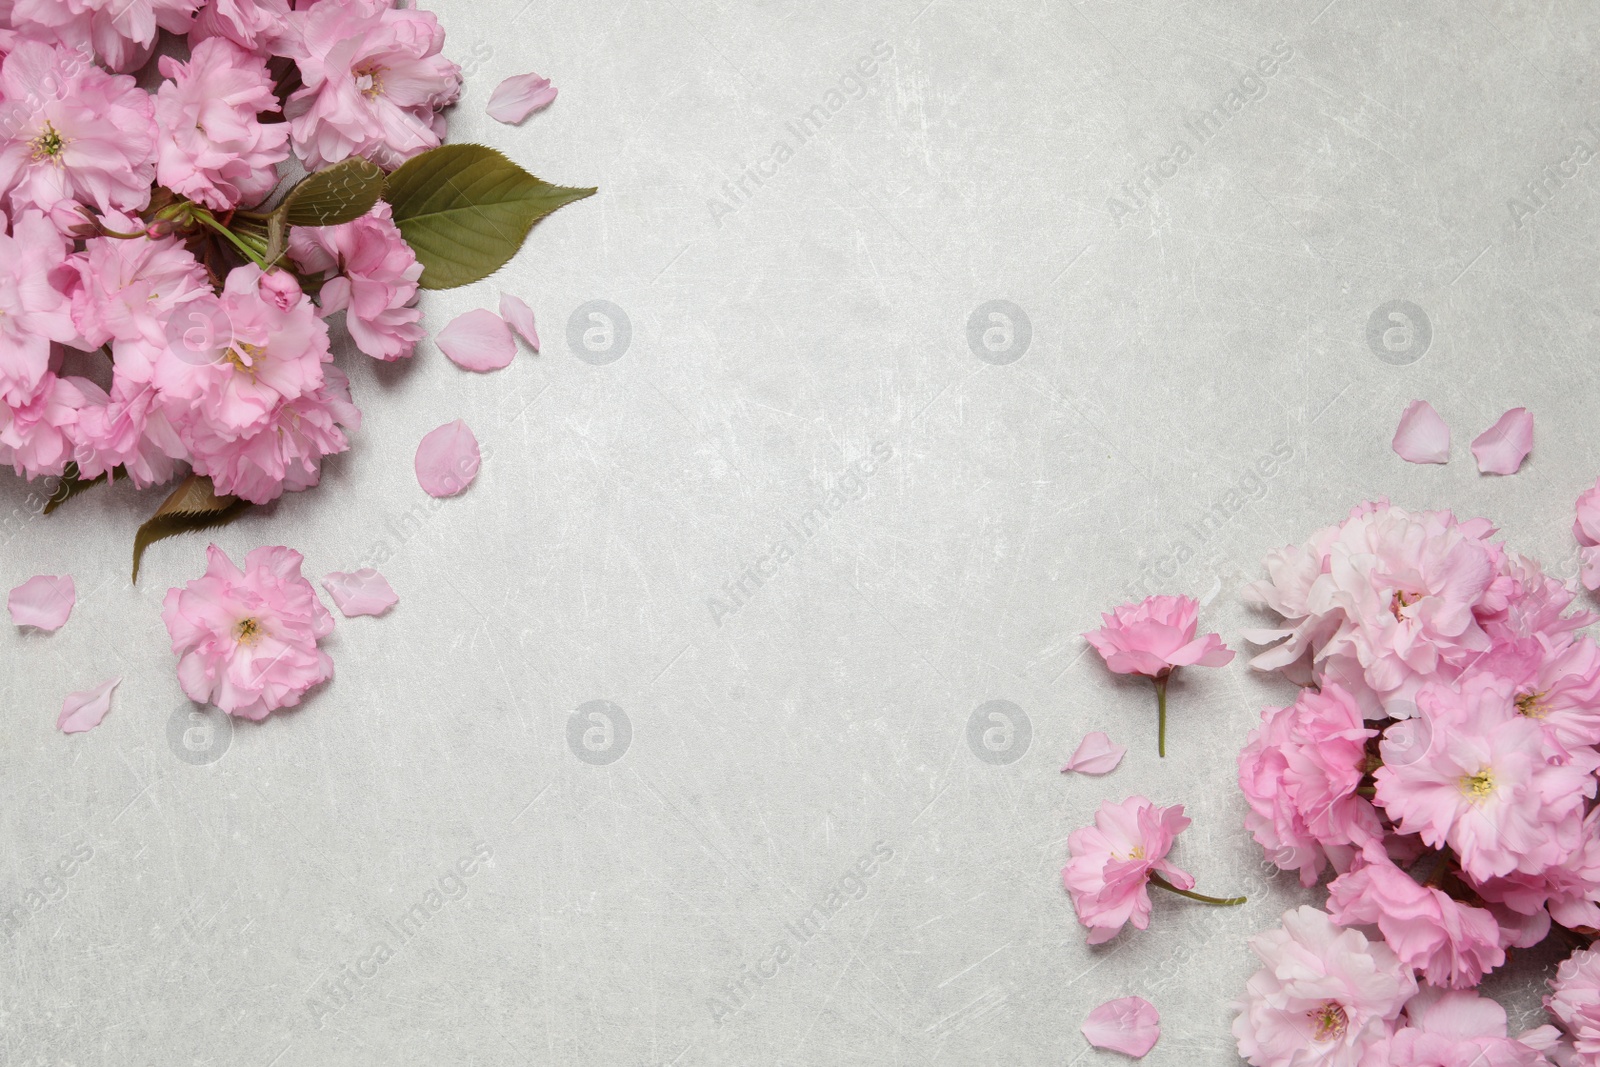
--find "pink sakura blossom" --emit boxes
[58,677,119,734]
[0,373,99,480]
[1325,855,1503,989]
[1575,479,1600,591]
[288,202,423,361]
[1081,996,1160,1058]
[0,41,156,216]
[1233,906,1417,1067]
[1374,674,1598,882]
[8,573,74,630]
[70,219,212,374]
[1472,408,1534,476]
[1392,400,1450,465]
[190,0,293,54]
[1358,988,1560,1067]
[72,376,185,489]
[0,211,81,409]
[1548,946,1600,1061]
[283,0,462,170]
[1237,684,1382,887]
[487,72,557,124]
[161,544,334,719]
[10,0,201,72]
[154,37,290,211]
[1086,594,1233,756]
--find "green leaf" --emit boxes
[42,462,108,515]
[279,156,386,227]
[383,144,596,289]
[132,475,251,583]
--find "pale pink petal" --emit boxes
[487,72,558,124]
[499,294,540,351]
[437,309,517,372]
[415,420,481,498]
[9,574,76,631]
[1392,400,1450,464]
[1082,996,1160,1058]
[1062,732,1126,775]
[58,677,120,734]
[321,569,399,618]
[1583,546,1600,592]
[1471,407,1534,475]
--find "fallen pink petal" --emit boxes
[8,574,76,631]
[1062,731,1126,775]
[58,678,120,734]
[1392,399,1450,464]
[1470,407,1533,475]
[437,308,517,372]
[487,72,558,124]
[500,294,540,351]
[321,569,399,618]
[1082,996,1160,1058]
[416,420,482,498]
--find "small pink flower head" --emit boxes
[1326,855,1503,989]
[1575,478,1600,591]
[1548,945,1600,1061]
[283,0,463,170]
[161,544,334,719]
[1238,684,1382,887]
[0,41,156,217]
[1475,806,1600,937]
[10,0,202,73]
[1233,906,1417,1067]
[0,210,80,407]
[71,372,186,489]
[1062,796,1193,944]
[0,373,98,480]
[1374,674,1599,882]
[70,220,211,367]
[154,37,290,211]
[288,202,423,361]
[1085,594,1234,678]
[190,0,294,54]
[1359,987,1560,1067]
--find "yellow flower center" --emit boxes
[1460,768,1495,801]
[30,122,65,163]
[1390,590,1420,619]
[1516,690,1547,719]
[226,340,267,376]
[354,65,385,99]
[1309,1001,1348,1042]
[234,617,263,646]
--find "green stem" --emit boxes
[192,210,267,268]
[1155,674,1169,758]
[1149,872,1246,907]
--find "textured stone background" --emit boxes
[3,0,1599,1062]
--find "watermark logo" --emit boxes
[567,700,631,765]
[1366,300,1431,366]
[167,705,233,766]
[966,300,1031,365]
[567,300,631,365]
[966,700,1031,765]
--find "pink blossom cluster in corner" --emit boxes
[1233,499,1600,1066]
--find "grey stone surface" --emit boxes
[3,0,1598,1062]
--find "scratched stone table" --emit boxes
[3,0,1598,1062]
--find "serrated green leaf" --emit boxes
[42,462,108,515]
[383,144,596,289]
[132,475,251,583]
[279,156,386,227]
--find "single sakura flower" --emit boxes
[1062,796,1243,945]
[1392,400,1450,464]
[487,72,558,124]
[1233,906,1417,1067]
[1061,731,1125,776]
[415,419,481,498]
[161,544,334,720]
[8,574,76,631]
[500,294,540,351]
[1085,594,1234,756]
[288,202,423,362]
[1359,987,1561,1067]
[10,0,203,73]
[1082,996,1160,1058]
[1574,478,1600,591]
[437,308,517,372]
[0,374,100,481]
[1471,407,1534,475]
[321,569,398,618]
[58,677,120,734]
[0,211,83,408]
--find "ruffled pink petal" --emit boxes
[9,574,76,630]
[1082,996,1160,1058]
[1392,400,1450,464]
[321,569,399,618]
[499,294,540,351]
[415,419,481,498]
[58,677,120,734]
[1471,407,1533,475]
[487,72,558,124]
[437,309,517,372]
[1583,546,1600,592]
[1062,732,1125,775]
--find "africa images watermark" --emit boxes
[1106,40,1296,227]
[707,840,894,1027]
[1506,119,1600,229]
[706,40,895,228]
[705,442,894,627]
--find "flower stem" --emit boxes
[1149,872,1246,907]
[192,209,268,268]
[1154,674,1169,758]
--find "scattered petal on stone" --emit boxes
[321,569,399,618]
[1392,400,1450,465]
[58,678,119,734]
[1471,407,1534,475]
[1061,732,1126,776]
[1082,996,1160,1058]
[415,419,481,498]
[9,574,76,631]
[487,72,558,124]
[437,309,517,372]
[1583,547,1600,592]
[500,294,540,351]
